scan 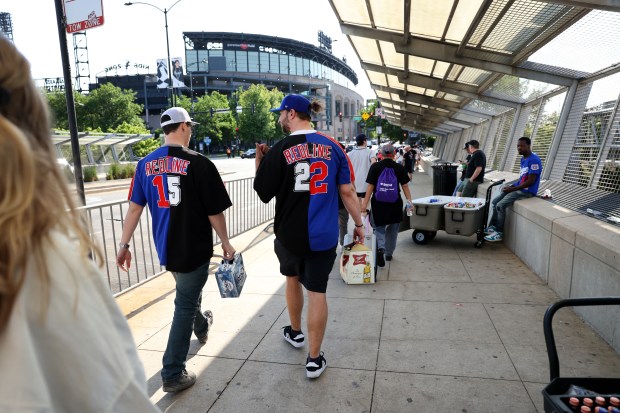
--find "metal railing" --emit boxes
[81,176,275,295]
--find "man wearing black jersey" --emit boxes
[116,107,236,392]
[254,94,364,379]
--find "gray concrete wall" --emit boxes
[477,179,620,353]
[406,157,620,352]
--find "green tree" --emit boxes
[45,90,88,130]
[82,83,144,131]
[132,137,161,158]
[112,121,149,134]
[44,83,145,132]
[237,85,283,145]
[178,92,237,146]
[354,101,405,142]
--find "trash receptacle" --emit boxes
[431,162,458,195]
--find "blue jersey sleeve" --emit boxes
[128,162,147,206]
[334,141,353,186]
[528,156,542,176]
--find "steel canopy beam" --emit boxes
[370,84,463,110]
[441,87,521,108]
[392,107,474,127]
[362,62,481,95]
[535,0,620,12]
[341,24,577,86]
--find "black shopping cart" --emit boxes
[542,297,620,412]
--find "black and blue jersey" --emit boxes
[254,130,353,255]
[128,144,232,273]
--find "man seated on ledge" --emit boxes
[485,136,542,242]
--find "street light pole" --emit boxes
[163,10,173,106]
[125,0,184,107]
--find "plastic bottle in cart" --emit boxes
[406,201,413,216]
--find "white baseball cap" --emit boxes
[160,107,199,127]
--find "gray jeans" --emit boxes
[461,179,480,198]
[489,189,533,232]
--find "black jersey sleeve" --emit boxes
[197,157,232,215]
[254,140,285,204]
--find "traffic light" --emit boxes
[210,108,214,117]
[339,112,343,122]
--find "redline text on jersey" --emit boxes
[144,156,190,176]
[283,143,332,165]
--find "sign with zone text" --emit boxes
[63,0,104,33]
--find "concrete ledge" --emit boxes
[475,178,620,353]
[553,214,620,270]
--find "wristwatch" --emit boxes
[119,243,130,249]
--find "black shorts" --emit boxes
[356,192,366,198]
[274,238,337,293]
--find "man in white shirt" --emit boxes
[348,134,377,204]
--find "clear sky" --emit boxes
[3,0,376,100]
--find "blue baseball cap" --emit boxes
[270,94,311,115]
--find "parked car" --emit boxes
[241,149,256,159]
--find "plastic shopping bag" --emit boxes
[215,253,246,298]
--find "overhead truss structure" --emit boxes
[328,0,619,134]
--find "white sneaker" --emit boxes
[306,352,327,379]
[484,232,503,242]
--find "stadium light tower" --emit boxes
[124,0,184,106]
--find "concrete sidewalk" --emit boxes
[117,172,620,412]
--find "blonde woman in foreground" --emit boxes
[0,37,159,412]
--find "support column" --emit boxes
[589,89,620,187]
[546,81,591,180]
[499,105,529,171]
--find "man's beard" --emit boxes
[280,120,290,134]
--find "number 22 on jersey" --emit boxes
[294,161,328,194]
[152,175,181,207]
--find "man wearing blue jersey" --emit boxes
[116,107,236,392]
[485,137,542,242]
[254,94,364,379]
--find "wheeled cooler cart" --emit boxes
[542,297,620,413]
[410,179,505,248]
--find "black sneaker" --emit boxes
[385,254,392,261]
[306,352,327,379]
[377,248,385,267]
[196,310,213,344]
[282,325,305,348]
[163,369,196,392]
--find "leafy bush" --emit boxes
[107,163,121,180]
[106,163,135,180]
[83,166,99,182]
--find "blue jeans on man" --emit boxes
[162,261,212,382]
[489,189,533,232]
[375,223,399,258]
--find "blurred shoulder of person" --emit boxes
[0,37,158,412]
